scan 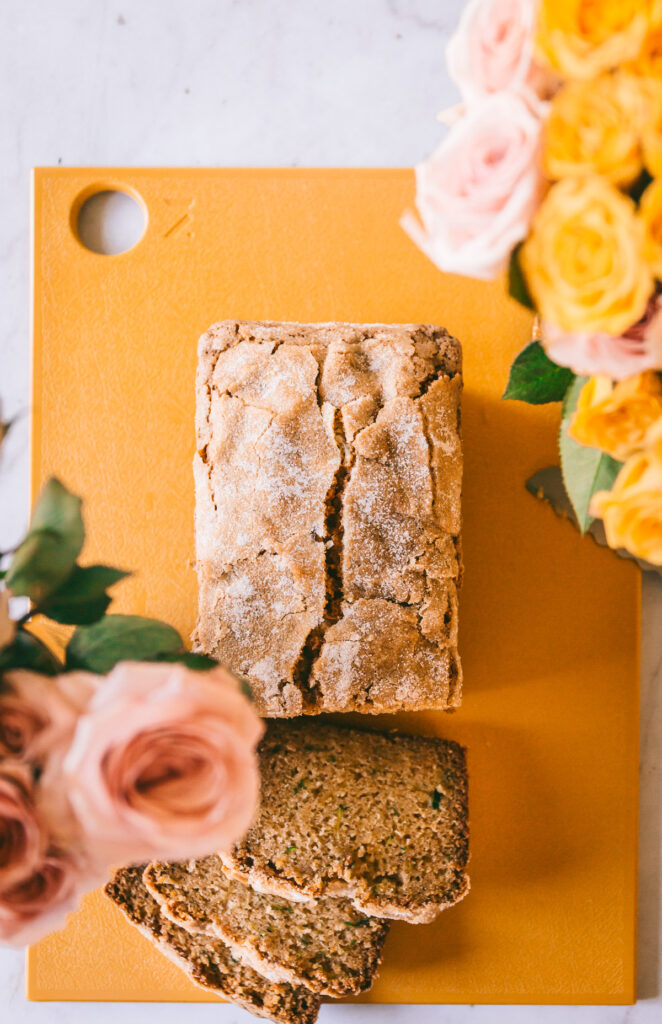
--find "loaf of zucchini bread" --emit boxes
[194,320,462,717]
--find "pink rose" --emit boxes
[0,762,46,891]
[543,298,662,380]
[0,846,97,947]
[61,662,264,866]
[402,91,544,281]
[446,0,542,101]
[0,670,96,763]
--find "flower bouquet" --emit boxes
[0,444,263,947]
[403,0,662,566]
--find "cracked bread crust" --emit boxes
[105,867,320,1024]
[143,856,389,997]
[220,721,470,925]
[194,320,462,717]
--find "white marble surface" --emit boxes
[0,1,660,1021]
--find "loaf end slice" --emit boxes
[105,867,320,1024]
[220,720,470,924]
[144,855,389,997]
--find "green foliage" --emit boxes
[40,565,129,625]
[5,480,84,600]
[508,244,535,311]
[0,629,63,676]
[0,478,217,678]
[66,615,187,673]
[559,378,623,534]
[503,341,574,404]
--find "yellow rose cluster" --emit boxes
[569,372,662,461]
[432,0,662,566]
[522,2,662,338]
[526,2,662,564]
[591,419,662,564]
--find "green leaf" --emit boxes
[6,480,84,600]
[66,614,184,673]
[41,565,129,625]
[0,628,63,676]
[503,342,574,404]
[559,378,623,534]
[630,168,654,205]
[508,244,535,311]
[161,651,219,671]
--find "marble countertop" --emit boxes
[0,1,660,1021]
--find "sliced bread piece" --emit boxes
[220,720,469,924]
[105,866,320,1024]
[143,855,389,997]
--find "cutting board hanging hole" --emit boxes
[76,188,146,255]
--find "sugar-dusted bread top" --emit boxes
[144,855,389,997]
[220,720,470,924]
[105,866,320,1024]
[194,320,462,717]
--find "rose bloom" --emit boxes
[543,296,662,379]
[0,846,97,948]
[536,0,660,80]
[591,419,662,564]
[544,73,643,187]
[626,24,662,81]
[61,662,263,866]
[402,91,543,281]
[521,176,653,335]
[0,762,46,892]
[569,372,662,461]
[0,670,96,763]
[641,180,662,279]
[446,0,541,101]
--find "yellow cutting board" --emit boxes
[28,168,640,1005]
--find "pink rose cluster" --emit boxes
[0,663,263,946]
[403,0,549,282]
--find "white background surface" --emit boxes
[0,1,660,1022]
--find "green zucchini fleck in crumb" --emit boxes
[285,844,297,853]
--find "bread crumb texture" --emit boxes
[221,720,470,924]
[105,866,321,1024]
[144,855,389,996]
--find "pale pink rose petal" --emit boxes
[0,670,96,763]
[0,847,100,948]
[446,0,544,101]
[61,662,263,868]
[402,91,544,281]
[543,299,662,380]
[0,762,47,891]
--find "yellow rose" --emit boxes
[640,179,662,278]
[536,0,662,80]
[569,372,662,460]
[521,176,653,335]
[629,25,662,80]
[639,84,662,175]
[590,418,662,564]
[544,73,642,186]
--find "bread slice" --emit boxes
[220,720,469,924]
[105,866,320,1024]
[194,320,462,717]
[144,855,389,997]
